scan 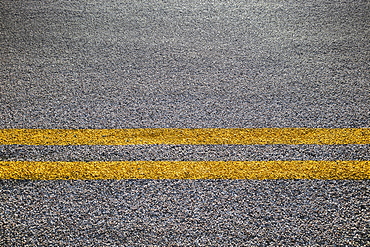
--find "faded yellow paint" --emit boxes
[0,128,369,145]
[0,161,368,180]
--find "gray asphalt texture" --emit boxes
[1,0,369,128]
[1,0,369,246]
[1,144,370,162]
[1,180,369,246]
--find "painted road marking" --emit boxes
[0,161,368,180]
[1,128,369,145]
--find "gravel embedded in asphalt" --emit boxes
[1,180,369,246]
[1,0,369,245]
[1,144,369,161]
[1,0,369,129]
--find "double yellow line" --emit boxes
[1,128,369,145]
[0,128,369,180]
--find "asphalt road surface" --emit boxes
[1,0,369,246]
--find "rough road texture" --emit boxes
[1,180,369,246]
[1,0,369,246]
[1,144,370,161]
[1,0,369,128]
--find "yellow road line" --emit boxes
[0,161,368,180]
[1,128,369,145]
